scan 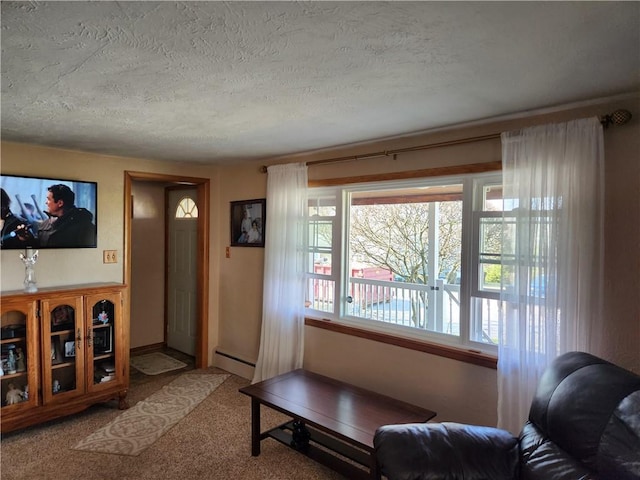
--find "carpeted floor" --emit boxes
[73,373,230,456]
[0,355,348,480]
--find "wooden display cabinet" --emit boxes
[1,283,129,433]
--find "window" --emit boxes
[307,193,339,313]
[305,171,502,354]
[175,196,198,218]
[470,180,508,346]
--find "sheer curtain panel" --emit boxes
[498,117,605,434]
[252,163,308,384]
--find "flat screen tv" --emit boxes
[0,174,97,249]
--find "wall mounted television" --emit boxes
[0,174,97,250]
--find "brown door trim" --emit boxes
[124,171,210,369]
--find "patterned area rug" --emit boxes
[130,352,187,375]
[73,373,229,456]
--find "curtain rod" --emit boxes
[258,133,499,173]
[259,109,632,173]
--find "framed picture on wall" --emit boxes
[230,199,266,247]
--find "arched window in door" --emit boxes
[175,196,198,218]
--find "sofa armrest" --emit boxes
[374,422,519,480]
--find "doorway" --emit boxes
[124,172,210,369]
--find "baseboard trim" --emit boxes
[214,350,255,380]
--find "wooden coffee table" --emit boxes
[239,369,436,479]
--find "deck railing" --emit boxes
[346,277,461,335]
[307,276,500,345]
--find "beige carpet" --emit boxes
[72,373,229,456]
[130,352,188,375]
[1,368,348,480]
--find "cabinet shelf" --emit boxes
[1,337,26,345]
[1,371,28,380]
[51,361,75,370]
[94,353,114,361]
[50,329,74,337]
[92,323,112,329]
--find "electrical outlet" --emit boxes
[103,250,117,264]
[225,247,231,258]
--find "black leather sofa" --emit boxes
[374,351,640,480]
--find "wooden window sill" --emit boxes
[305,317,497,370]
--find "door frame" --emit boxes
[124,171,210,369]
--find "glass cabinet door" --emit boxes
[0,299,38,412]
[85,292,122,391]
[41,296,85,403]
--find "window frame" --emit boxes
[305,168,503,358]
[306,190,341,312]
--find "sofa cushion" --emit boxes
[374,422,519,480]
[597,390,640,480]
[528,352,640,472]
[528,351,606,432]
[519,421,595,480]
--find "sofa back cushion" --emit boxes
[527,352,640,476]
[597,390,640,480]
[519,421,595,480]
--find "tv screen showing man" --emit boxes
[0,176,97,249]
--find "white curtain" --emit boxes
[497,117,605,434]
[252,163,308,384]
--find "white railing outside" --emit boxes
[307,276,500,345]
[346,277,461,335]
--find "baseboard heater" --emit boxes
[215,349,255,367]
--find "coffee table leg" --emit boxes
[290,419,311,452]
[250,398,261,456]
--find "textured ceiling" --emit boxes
[1,1,639,165]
